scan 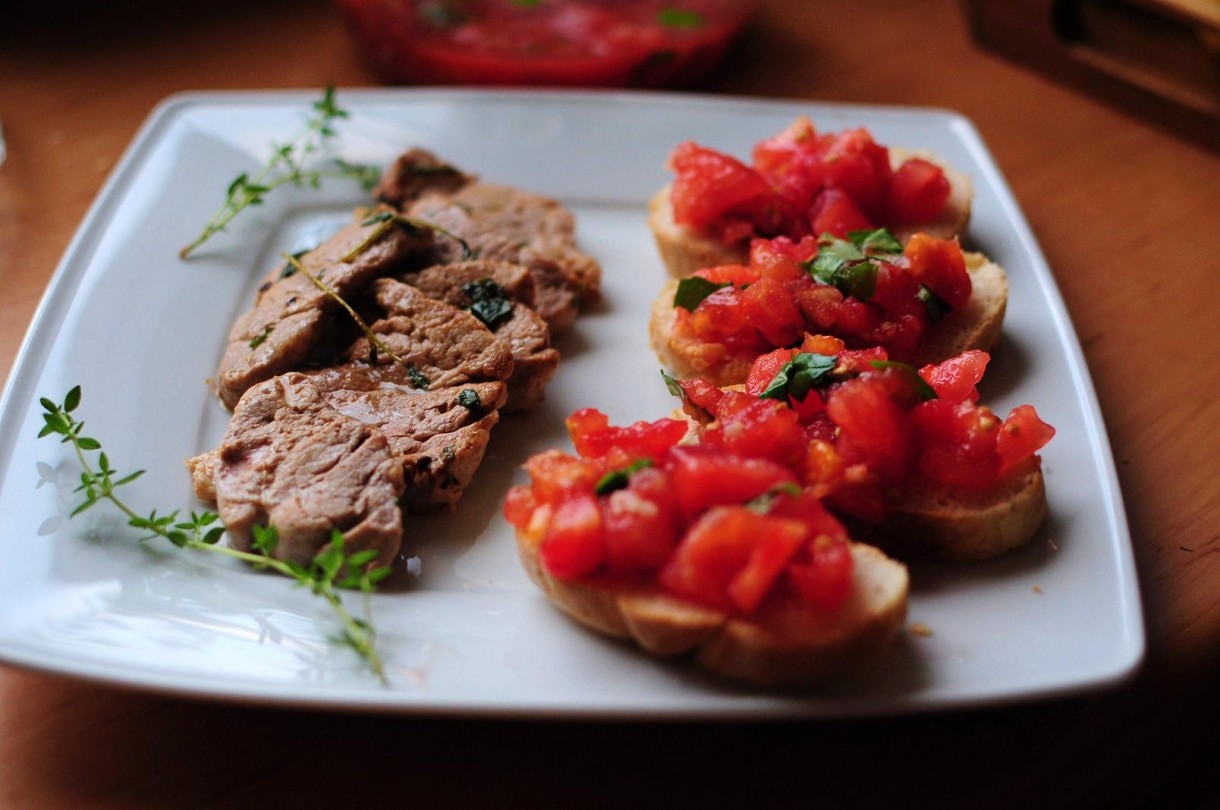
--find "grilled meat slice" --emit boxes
[346,278,515,391]
[216,208,427,409]
[202,373,406,567]
[407,261,559,412]
[374,148,474,208]
[315,374,508,510]
[403,183,602,335]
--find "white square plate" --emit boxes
[0,90,1143,718]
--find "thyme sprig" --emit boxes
[38,386,392,683]
[179,86,379,259]
[283,252,407,370]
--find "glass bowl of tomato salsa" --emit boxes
[334,0,759,88]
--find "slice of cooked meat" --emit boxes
[373,148,474,209]
[346,278,515,391]
[204,373,406,567]
[317,375,508,510]
[407,261,559,412]
[404,183,602,335]
[216,208,428,409]
[405,259,537,310]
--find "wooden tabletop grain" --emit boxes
[2,0,1220,806]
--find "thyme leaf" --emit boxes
[37,387,391,682]
[179,86,380,258]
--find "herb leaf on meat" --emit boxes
[37,387,392,683]
[462,278,513,328]
[179,86,380,258]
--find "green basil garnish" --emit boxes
[673,276,730,311]
[595,458,654,496]
[462,278,513,328]
[918,285,950,323]
[759,352,838,403]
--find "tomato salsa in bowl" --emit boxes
[335,0,759,87]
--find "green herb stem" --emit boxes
[179,87,380,259]
[39,387,389,683]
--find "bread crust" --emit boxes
[650,251,1007,385]
[517,531,909,687]
[844,455,1048,561]
[649,149,973,278]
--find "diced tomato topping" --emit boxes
[788,534,854,611]
[524,450,599,504]
[903,233,971,310]
[908,399,1002,489]
[810,188,873,238]
[667,119,950,246]
[539,493,605,578]
[659,506,804,612]
[888,158,951,224]
[567,408,687,461]
[601,467,679,574]
[920,350,989,403]
[726,523,808,613]
[665,446,797,521]
[502,486,537,530]
[996,405,1056,472]
[827,377,915,485]
[694,263,759,286]
[745,348,799,396]
[820,128,893,219]
[669,141,775,231]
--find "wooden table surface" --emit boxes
[3,0,1219,806]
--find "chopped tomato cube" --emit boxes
[788,534,854,611]
[996,404,1055,472]
[903,233,971,310]
[810,187,874,238]
[888,158,951,224]
[539,493,605,578]
[601,467,680,574]
[567,408,687,461]
[502,486,537,530]
[920,350,989,403]
[658,506,803,612]
[665,446,798,521]
[669,141,774,230]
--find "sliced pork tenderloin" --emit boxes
[216,208,428,409]
[406,261,559,412]
[202,373,406,567]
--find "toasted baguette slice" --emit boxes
[649,149,973,278]
[517,532,909,688]
[650,251,1007,385]
[842,455,1048,562]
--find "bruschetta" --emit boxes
[649,117,973,278]
[650,229,1008,387]
[672,339,1055,561]
[503,408,909,687]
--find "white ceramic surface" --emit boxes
[0,90,1144,718]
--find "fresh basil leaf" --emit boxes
[759,352,838,403]
[661,369,684,399]
[462,278,513,328]
[848,227,902,256]
[673,276,729,311]
[658,8,705,27]
[457,388,481,411]
[917,285,950,323]
[595,458,655,496]
[406,365,430,390]
[745,481,803,514]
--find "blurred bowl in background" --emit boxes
[334,0,759,88]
